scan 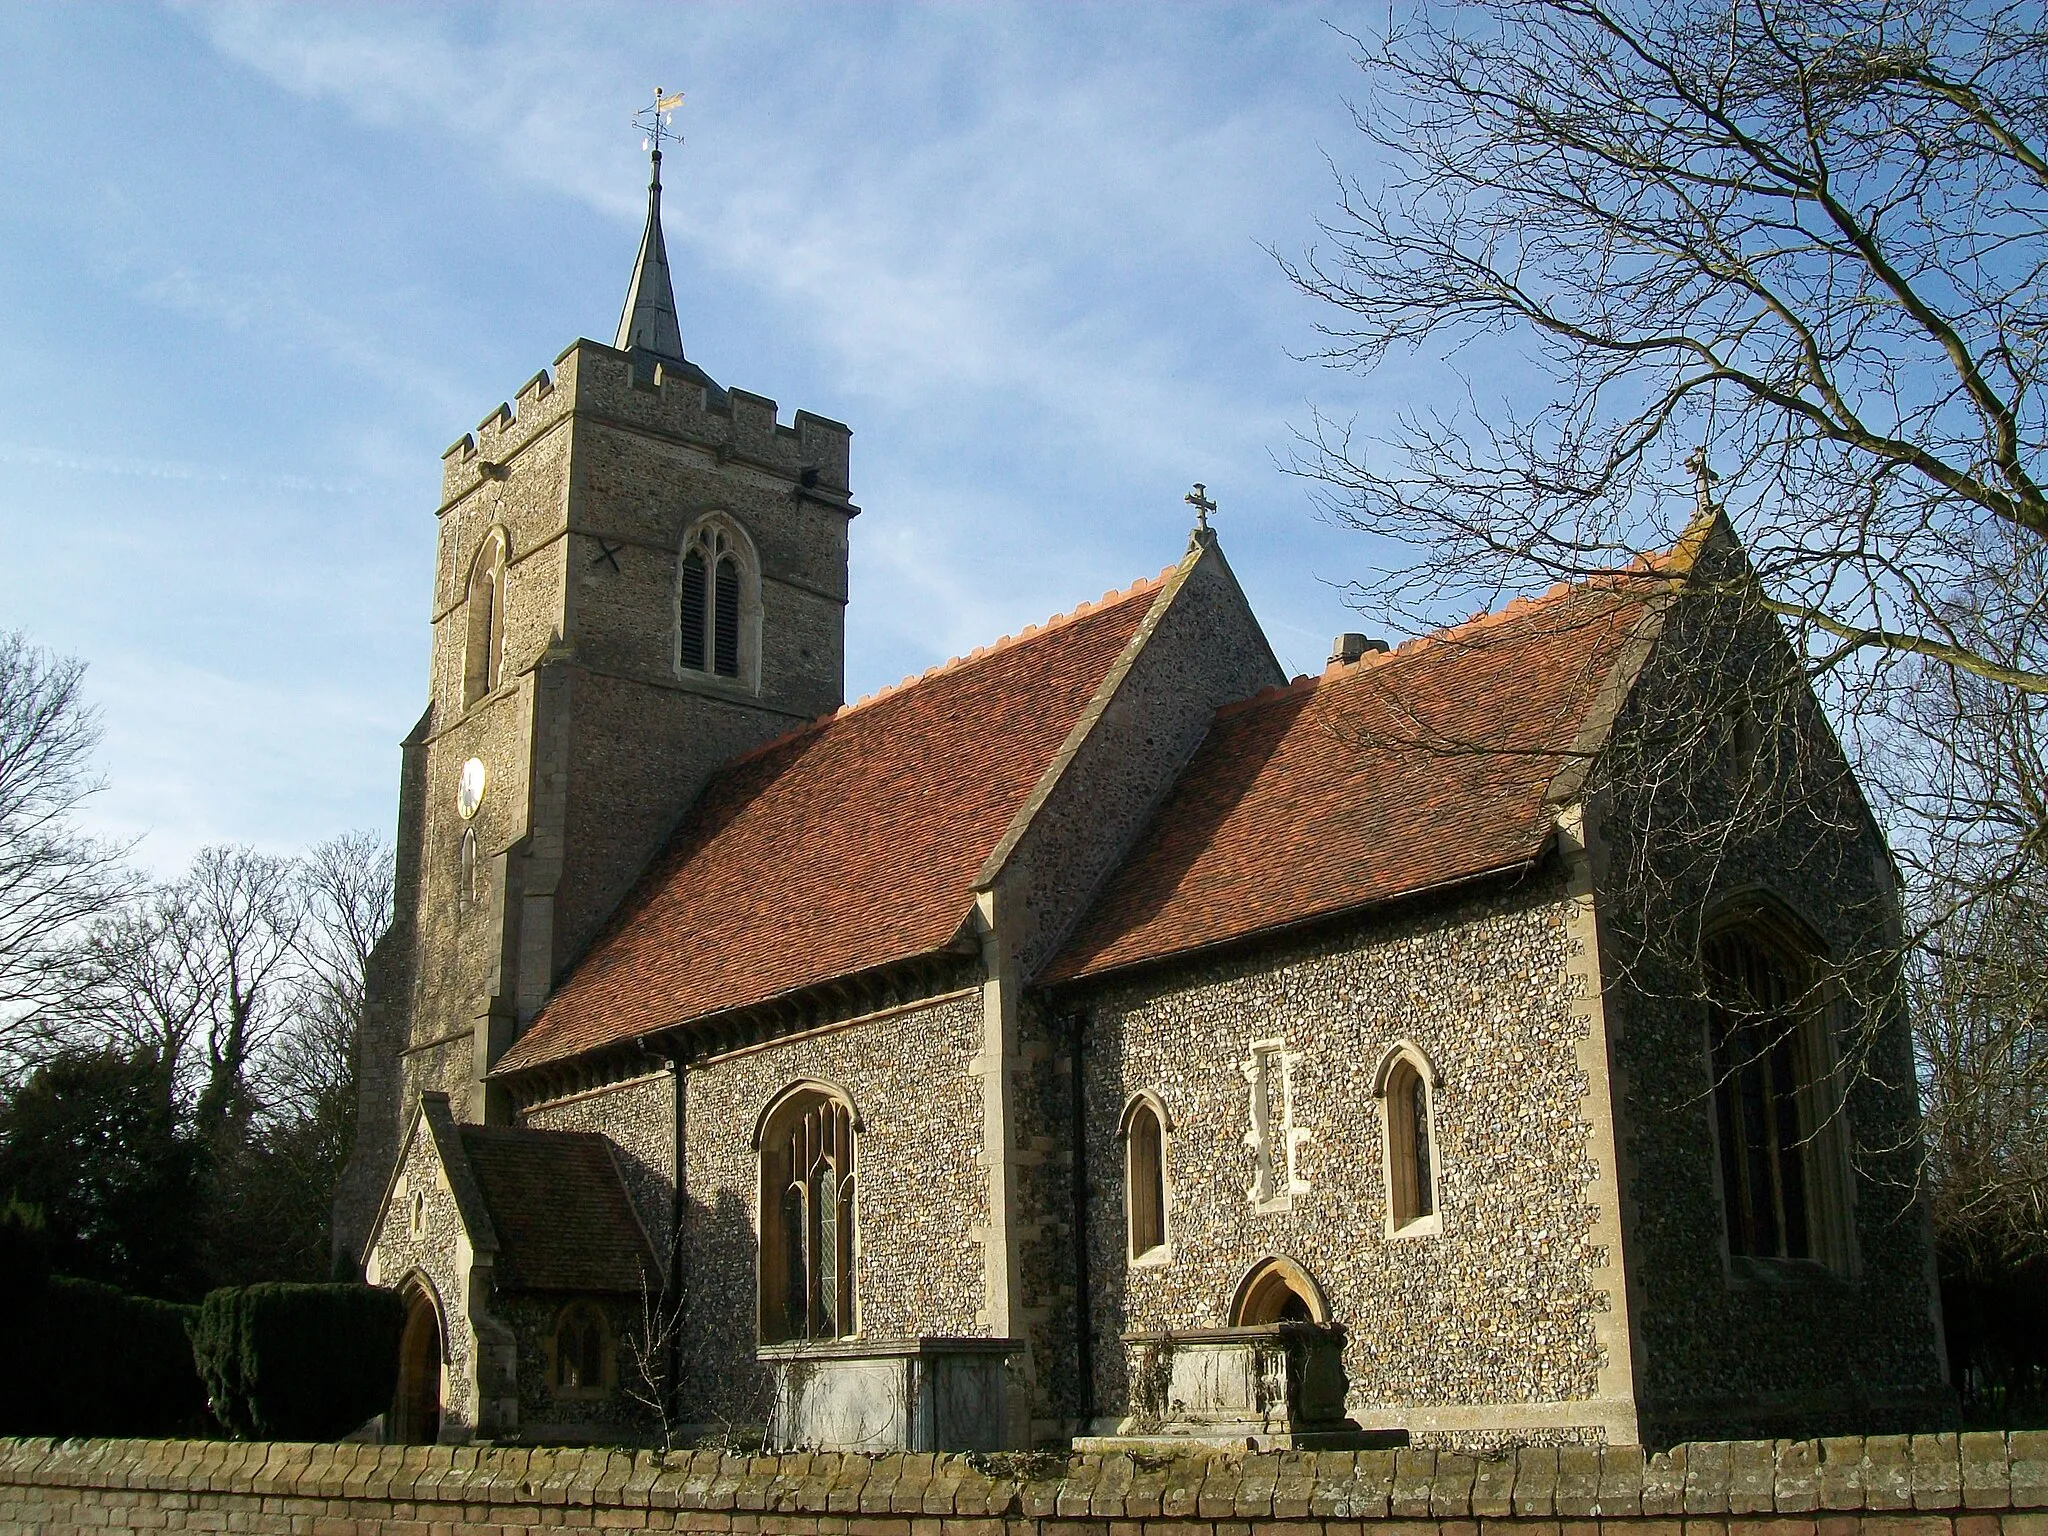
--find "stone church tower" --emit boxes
[334,148,858,1262]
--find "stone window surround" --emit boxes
[461,525,509,710]
[674,510,764,695]
[753,1077,863,1344]
[1119,1090,1174,1268]
[1241,1036,1311,1213]
[1371,1040,1444,1240]
[544,1300,616,1402]
[1698,891,1862,1284]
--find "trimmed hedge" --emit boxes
[191,1282,406,1440]
[0,1273,208,1438]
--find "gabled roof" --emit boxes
[1046,572,1669,984]
[458,1124,657,1294]
[496,571,1172,1075]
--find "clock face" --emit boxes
[457,757,488,820]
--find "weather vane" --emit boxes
[636,87,685,156]
[1185,482,1218,533]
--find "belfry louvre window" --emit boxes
[679,549,708,669]
[1125,1098,1168,1262]
[759,1087,857,1342]
[677,520,748,681]
[1704,924,1853,1269]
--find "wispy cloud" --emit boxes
[0,439,366,497]
[2,3,1390,870]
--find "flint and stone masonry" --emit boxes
[340,152,1950,1453]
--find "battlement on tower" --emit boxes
[439,339,853,509]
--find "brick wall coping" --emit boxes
[2,1433,2044,1521]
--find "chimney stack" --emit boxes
[1328,633,1389,667]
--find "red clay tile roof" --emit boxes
[496,574,1169,1075]
[1046,576,1662,983]
[458,1125,657,1293]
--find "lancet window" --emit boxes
[1374,1042,1442,1238]
[1124,1095,1170,1263]
[462,528,508,708]
[758,1085,857,1343]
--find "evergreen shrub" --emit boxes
[0,1256,208,1438]
[192,1282,405,1440]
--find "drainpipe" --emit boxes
[668,1047,689,1429]
[1068,1010,1095,1433]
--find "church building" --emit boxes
[336,145,1951,1453]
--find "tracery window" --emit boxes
[1703,920,1854,1270]
[676,515,758,685]
[462,528,508,708]
[758,1084,857,1343]
[550,1301,612,1397]
[1123,1095,1170,1263]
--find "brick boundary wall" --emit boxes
[2,1434,2044,1536]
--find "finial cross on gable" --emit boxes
[1185,482,1217,532]
[637,87,685,156]
[1684,448,1721,518]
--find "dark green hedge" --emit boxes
[191,1282,405,1440]
[0,1272,208,1438]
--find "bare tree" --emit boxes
[0,632,130,1045]
[47,845,304,1143]
[1290,0,2045,705]
[1290,0,2048,1361]
[265,831,392,1124]
[231,831,394,1275]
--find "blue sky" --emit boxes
[0,2,1426,876]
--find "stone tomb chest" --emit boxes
[1099,1323,1367,1450]
[760,1337,1017,1452]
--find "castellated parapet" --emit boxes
[438,339,853,509]
[335,331,858,1270]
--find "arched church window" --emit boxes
[1374,1043,1441,1237]
[757,1083,857,1343]
[463,529,508,708]
[550,1301,612,1397]
[1123,1095,1170,1263]
[1703,916,1854,1271]
[676,516,759,686]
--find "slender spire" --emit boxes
[615,145,685,360]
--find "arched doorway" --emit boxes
[392,1285,443,1444]
[1230,1255,1331,1326]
